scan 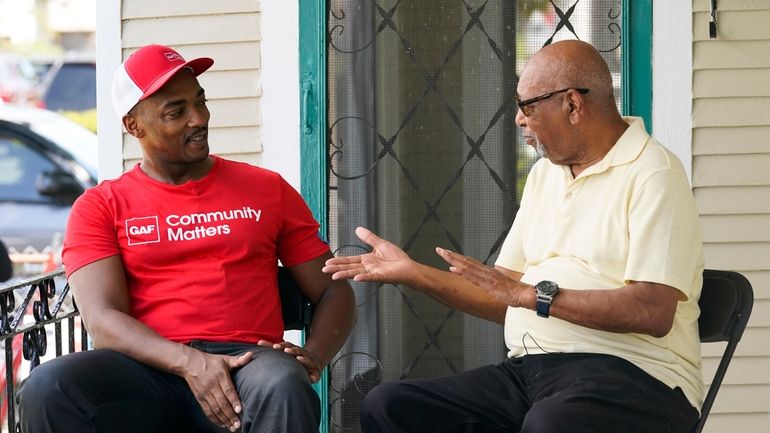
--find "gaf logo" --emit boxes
[126,216,160,245]
[164,52,184,62]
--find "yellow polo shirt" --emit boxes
[496,117,705,409]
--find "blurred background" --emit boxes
[0,0,96,131]
[0,0,97,281]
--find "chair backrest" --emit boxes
[278,266,314,331]
[694,269,754,433]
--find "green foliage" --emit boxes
[59,109,97,133]
[518,0,550,18]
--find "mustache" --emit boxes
[185,126,208,141]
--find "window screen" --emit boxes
[326,1,623,431]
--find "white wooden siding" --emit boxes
[694,126,770,154]
[122,14,260,47]
[695,186,770,214]
[692,1,770,432]
[122,0,259,19]
[118,0,263,171]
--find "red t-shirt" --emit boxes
[63,156,329,344]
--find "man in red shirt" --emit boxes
[17,44,356,433]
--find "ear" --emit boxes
[565,90,585,125]
[123,114,144,138]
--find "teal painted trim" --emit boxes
[299,1,328,432]
[622,0,652,133]
[299,0,328,232]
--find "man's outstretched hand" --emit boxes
[322,227,416,284]
[436,247,527,308]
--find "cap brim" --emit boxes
[138,57,214,102]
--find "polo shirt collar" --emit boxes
[568,116,649,179]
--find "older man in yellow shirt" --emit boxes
[324,39,704,433]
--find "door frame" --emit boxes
[298,3,329,432]
[297,2,655,432]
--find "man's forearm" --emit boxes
[545,282,680,337]
[410,262,508,324]
[87,308,193,375]
[303,280,356,367]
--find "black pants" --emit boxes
[360,353,699,433]
[17,342,320,433]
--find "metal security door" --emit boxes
[301,1,652,431]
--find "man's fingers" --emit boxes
[294,354,322,383]
[198,400,223,428]
[186,354,245,431]
[324,256,362,267]
[436,246,469,265]
[437,247,485,268]
[229,351,253,368]
[355,226,387,248]
[322,262,367,280]
[352,272,382,282]
[200,393,234,430]
[323,262,363,272]
[207,379,241,431]
[283,346,314,362]
[293,354,317,369]
[437,247,492,285]
[258,340,295,351]
[337,268,373,281]
[436,247,454,264]
[219,377,243,422]
[280,346,322,381]
[437,247,471,272]
[257,339,290,350]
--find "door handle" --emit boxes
[301,77,317,135]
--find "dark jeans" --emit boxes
[361,353,699,433]
[17,341,320,433]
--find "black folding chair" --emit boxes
[278,266,314,331]
[694,269,754,433]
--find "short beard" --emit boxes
[534,135,547,158]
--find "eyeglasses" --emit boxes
[515,88,589,117]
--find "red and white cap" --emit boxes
[111,44,213,119]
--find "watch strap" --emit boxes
[536,294,552,318]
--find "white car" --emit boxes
[0,105,97,276]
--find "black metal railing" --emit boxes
[0,269,87,433]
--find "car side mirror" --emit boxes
[35,170,84,205]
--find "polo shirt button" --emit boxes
[565,192,573,200]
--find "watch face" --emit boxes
[536,280,559,296]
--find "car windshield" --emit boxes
[0,105,98,180]
[29,114,98,179]
[0,135,58,202]
[44,63,96,111]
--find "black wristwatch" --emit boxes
[535,280,559,318]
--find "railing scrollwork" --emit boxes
[0,270,87,432]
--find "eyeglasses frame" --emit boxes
[515,88,589,116]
